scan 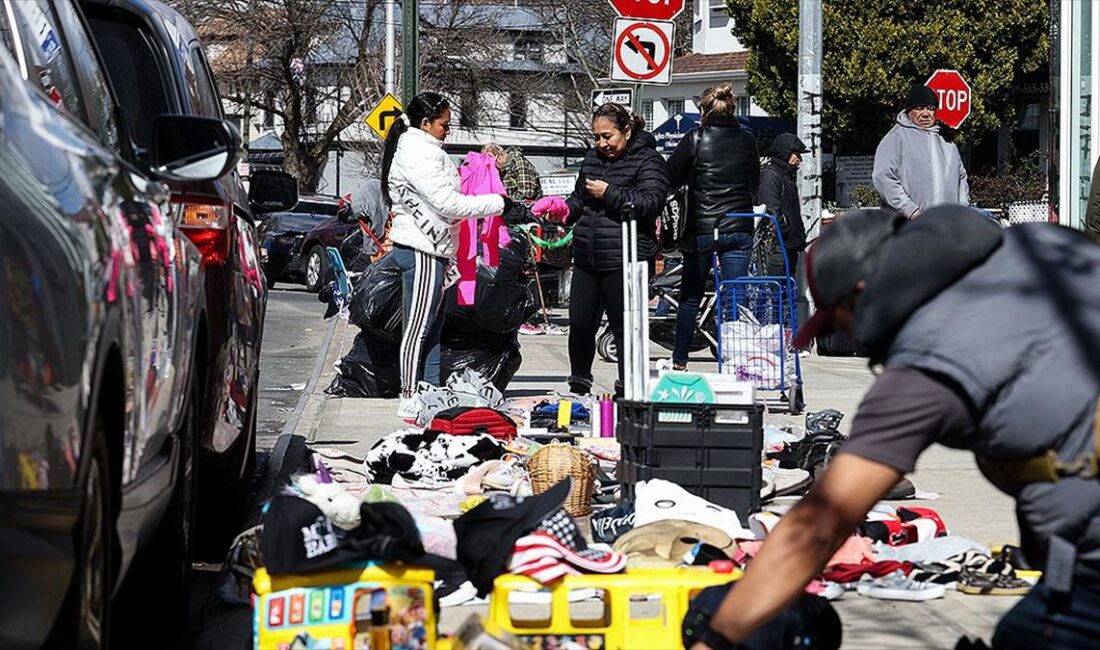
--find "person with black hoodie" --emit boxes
[755,133,809,276]
[535,102,669,396]
[666,84,760,370]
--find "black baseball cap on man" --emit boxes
[792,210,906,349]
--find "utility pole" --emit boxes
[797,0,822,328]
[385,0,396,95]
[797,0,823,240]
[401,0,419,105]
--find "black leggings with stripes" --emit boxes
[393,245,446,398]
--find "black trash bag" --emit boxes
[441,335,522,392]
[340,229,375,274]
[324,333,400,398]
[348,253,403,341]
[443,232,536,337]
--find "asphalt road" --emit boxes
[185,285,330,650]
[255,287,331,449]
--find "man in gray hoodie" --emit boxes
[872,84,969,218]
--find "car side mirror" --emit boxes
[249,170,298,213]
[150,115,241,182]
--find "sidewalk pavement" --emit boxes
[285,310,1021,647]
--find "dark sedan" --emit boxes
[296,179,389,291]
[0,1,290,646]
[258,195,342,290]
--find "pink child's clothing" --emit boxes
[456,152,509,305]
[532,195,569,222]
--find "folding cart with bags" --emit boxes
[714,213,804,414]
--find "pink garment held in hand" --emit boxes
[532,195,569,222]
[456,152,507,305]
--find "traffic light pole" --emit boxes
[401,0,419,105]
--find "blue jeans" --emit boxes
[992,582,1100,649]
[672,232,753,365]
[392,245,446,397]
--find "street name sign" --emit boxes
[925,69,972,129]
[609,0,685,21]
[365,93,404,140]
[610,18,675,86]
[591,87,635,109]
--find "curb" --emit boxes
[251,315,348,518]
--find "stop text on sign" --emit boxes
[934,88,969,112]
[608,0,685,21]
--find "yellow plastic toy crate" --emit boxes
[253,563,435,650]
[488,566,741,649]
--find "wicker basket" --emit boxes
[528,443,596,517]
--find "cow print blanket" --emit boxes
[364,430,505,485]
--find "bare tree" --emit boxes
[170,0,386,192]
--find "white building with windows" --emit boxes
[641,0,766,128]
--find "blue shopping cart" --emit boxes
[714,213,804,414]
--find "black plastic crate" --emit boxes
[617,400,762,449]
[619,460,760,517]
[616,400,763,515]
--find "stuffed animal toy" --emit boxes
[292,473,361,530]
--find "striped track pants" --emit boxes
[393,245,446,398]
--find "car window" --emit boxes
[298,201,340,216]
[5,1,84,119]
[51,1,119,150]
[86,13,171,161]
[189,46,222,118]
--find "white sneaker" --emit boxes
[856,570,946,601]
[396,396,421,421]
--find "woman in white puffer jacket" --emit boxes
[380,92,515,418]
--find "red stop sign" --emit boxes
[608,0,685,21]
[925,69,972,129]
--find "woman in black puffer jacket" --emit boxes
[667,84,760,370]
[542,103,669,396]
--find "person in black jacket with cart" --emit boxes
[666,84,760,371]
[538,102,669,397]
[755,133,809,277]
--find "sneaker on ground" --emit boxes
[438,580,479,607]
[856,570,946,601]
[519,323,545,335]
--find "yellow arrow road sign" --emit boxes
[365,93,404,140]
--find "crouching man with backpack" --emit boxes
[685,206,1100,650]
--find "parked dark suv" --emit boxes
[258,194,342,290]
[0,1,291,646]
[81,0,270,558]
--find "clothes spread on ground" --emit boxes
[508,509,626,584]
[821,561,914,584]
[633,478,755,541]
[873,535,987,564]
[454,479,573,595]
[364,430,505,485]
[857,506,947,546]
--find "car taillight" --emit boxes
[178,200,232,267]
